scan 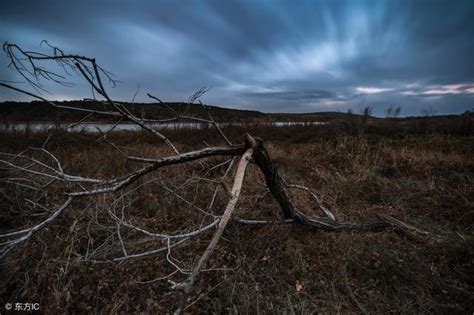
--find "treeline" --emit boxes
[0,100,266,123]
[0,100,364,123]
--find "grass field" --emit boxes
[1,117,473,313]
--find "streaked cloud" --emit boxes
[422,84,474,96]
[401,83,474,96]
[0,0,473,116]
[356,87,394,94]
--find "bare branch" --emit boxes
[287,184,336,221]
[174,148,253,314]
[0,197,74,258]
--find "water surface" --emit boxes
[1,121,325,133]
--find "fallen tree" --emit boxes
[0,42,452,313]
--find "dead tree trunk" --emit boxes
[170,134,446,314]
[250,136,296,219]
[250,134,444,237]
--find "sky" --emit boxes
[1,0,473,116]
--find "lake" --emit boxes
[1,121,326,133]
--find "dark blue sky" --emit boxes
[1,0,473,116]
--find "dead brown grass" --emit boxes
[0,122,473,314]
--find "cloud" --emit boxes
[422,84,474,96]
[356,87,394,94]
[401,83,474,96]
[0,0,473,116]
[245,89,339,102]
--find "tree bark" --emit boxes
[251,138,296,219]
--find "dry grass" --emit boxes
[0,121,473,314]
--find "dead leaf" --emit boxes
[295,280,304,292]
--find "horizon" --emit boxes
[3,98,471,119]
[1,0,474,117]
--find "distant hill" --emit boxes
[0,100,356,123]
